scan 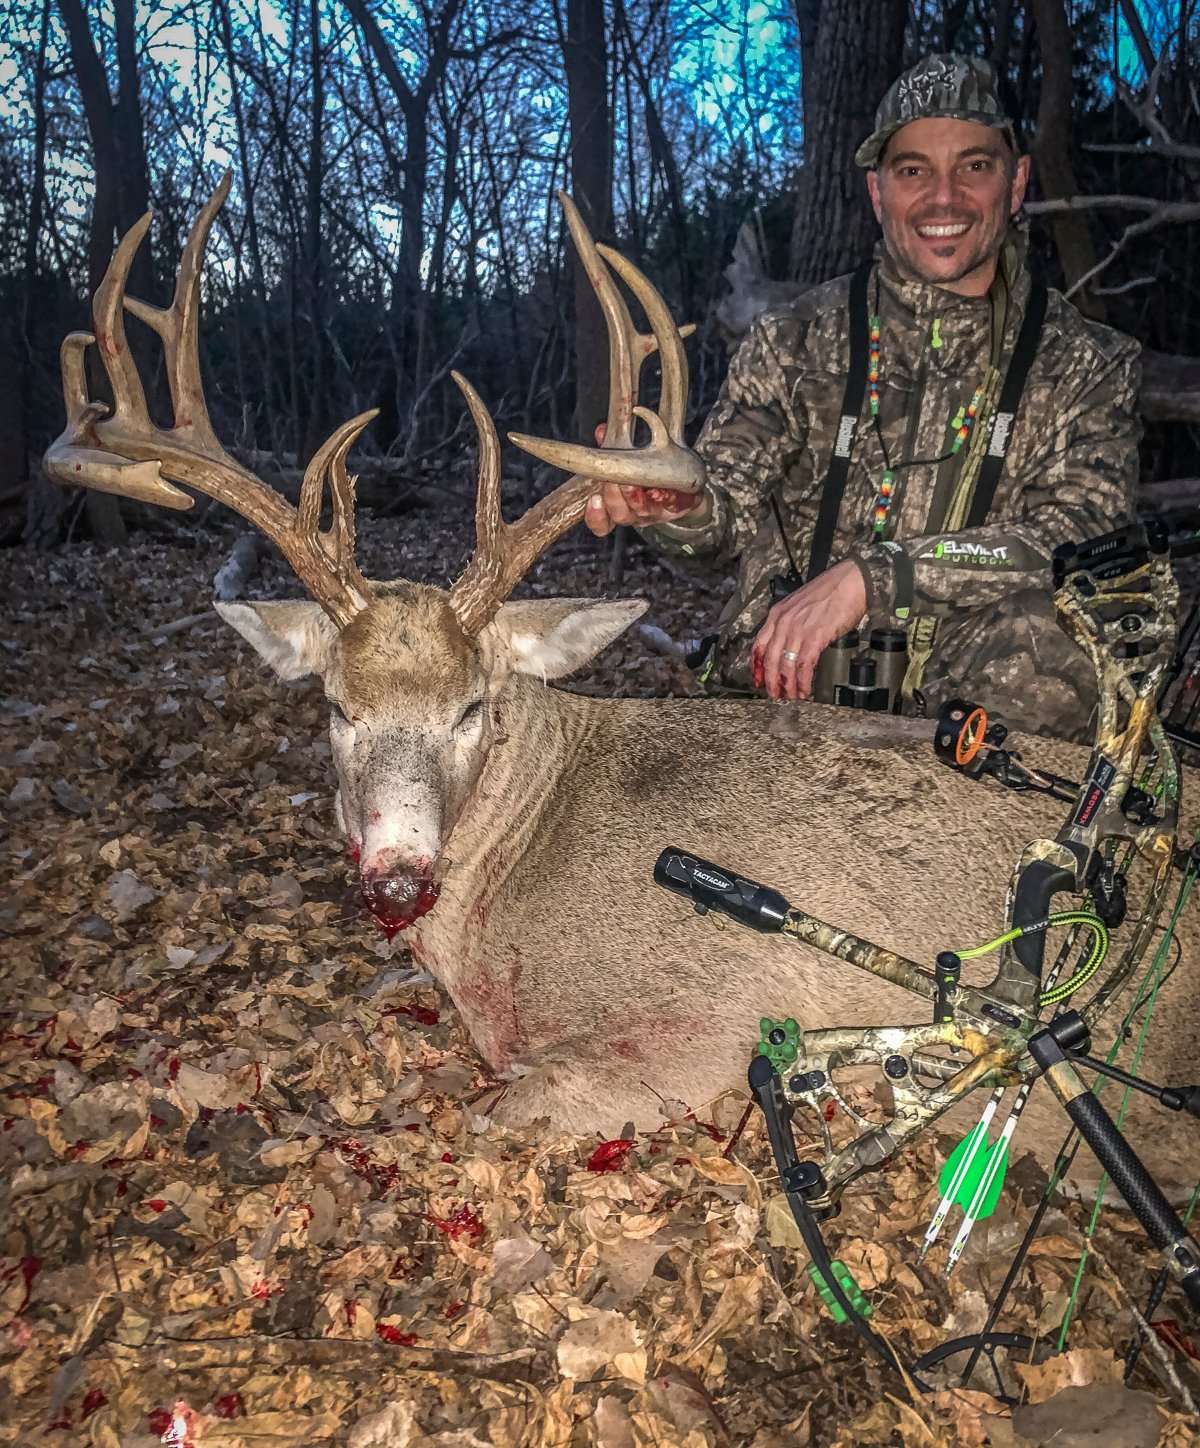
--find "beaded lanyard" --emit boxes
[867,311,987,537]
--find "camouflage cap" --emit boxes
[854,53,1016,168]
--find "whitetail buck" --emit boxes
[47,176,1200,1195]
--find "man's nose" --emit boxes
[927,169,962,210]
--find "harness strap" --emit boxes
[901,614,939,706]
[965,282,1048,529]
[805,260,874,581]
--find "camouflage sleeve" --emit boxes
[849,337,1141,621]
[647,312,808,563]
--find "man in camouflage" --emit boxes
[584,54,1140,742]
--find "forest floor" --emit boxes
[2,503,1199,1448]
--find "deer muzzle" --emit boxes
[360,864,442,939]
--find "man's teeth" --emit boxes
[917,223,969,238]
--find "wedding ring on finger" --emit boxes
[782,649,799,662]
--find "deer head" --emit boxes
[47,176,704,935]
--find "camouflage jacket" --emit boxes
[653,236,1141,685]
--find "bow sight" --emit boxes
[655,519,1200,1383]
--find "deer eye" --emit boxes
[455,700,483,732]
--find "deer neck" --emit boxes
[453,675,592,870]
[419,676,595,957]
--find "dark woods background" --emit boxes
[2,0,1199,550]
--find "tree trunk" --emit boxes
[5,0,51,501]
[563,0,613,441]
[216,0,278,452]
[1029,0,1104,318]
[342,0,463,452]
[792,0,820,160]
[613,0,692,318]
[300,0,329,460]
[56,0,127,544]
[990,0,1017,77]
[789,0,906,286]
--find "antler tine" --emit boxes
[447,370,598,635]
[445,195,707,635]
[595,243,692,441]
[297,409,379,610]
[447,371,519,634]
[44,174,376,628]
[557,192,639,449]
[49,331,193,508]
[122,170,231,455]
[92,209,157,433]
[507,195,705,492]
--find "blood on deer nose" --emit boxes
[360,869,441,939]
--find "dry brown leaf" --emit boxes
[490,1232,555,1293]
[557,1307,647,1384]
[1014,1347,1124,1404]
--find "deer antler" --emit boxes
[448,192,705,635]
[45,172,376,627]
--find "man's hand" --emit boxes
[582,421,709,537]
[752,559,867,701]
[584,481,707,536]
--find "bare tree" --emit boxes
[0,0,51,507]
[1029,0,1104,315]
[57,0,158,543]
[560,0,613,440]
[342,0,465,423]
[789,0,906,285]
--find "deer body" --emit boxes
[319,642,1197,1195]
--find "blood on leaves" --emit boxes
[80,1389,107,1419]
[586,1138,635,1173]
[427,1204,484,1244]
[385,1003,440,1026]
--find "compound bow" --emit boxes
[655,520,1200,1377]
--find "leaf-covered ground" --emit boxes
[2,509,1198,1447]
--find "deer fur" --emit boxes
[219,588,1200,1198]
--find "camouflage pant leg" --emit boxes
[916,588,1097,744]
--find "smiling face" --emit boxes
[866,117,1030,297]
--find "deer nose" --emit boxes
[360,867,441,939]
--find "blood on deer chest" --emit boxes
[412,878,526,1071]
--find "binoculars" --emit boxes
[812,627,907,712]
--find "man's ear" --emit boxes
[1010,153,1032,215]
[484,598,648,680]
[866,168,884,225]
[215,601,337,681]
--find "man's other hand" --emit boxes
[584,481,706,536]
[582,421,709,537]
[752,560,867,701]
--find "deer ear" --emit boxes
[215,601,337,681]
[487,598,648,680]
